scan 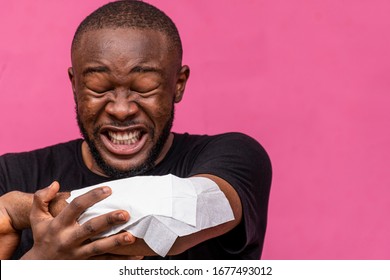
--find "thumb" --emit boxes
[30,181,60,224]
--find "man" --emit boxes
[0,0,271,259]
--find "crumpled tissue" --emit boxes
[66,174,234,256]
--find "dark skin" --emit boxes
[0,198,21,259]
[0,28,242,259]
[70,28,189,175]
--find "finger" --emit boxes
[29,181,60,224]
[75,210,130,241]
[48,192,71,217]
[58,186,112,225]
[82,231,135,258]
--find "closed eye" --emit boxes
[87,86,114,94]
[131,74,161,94]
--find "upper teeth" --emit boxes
[108,131,140,144]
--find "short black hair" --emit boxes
[72,0,183,63]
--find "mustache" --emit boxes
[93,120,147,133]
[92,120,155,140]
[97,120,143,128]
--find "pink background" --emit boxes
[1,1,390,259]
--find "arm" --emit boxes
[106,174,242,256]
[0,188,67,234]
[0,191,33,259]
[0,198,20,259]
[171,174,242,255]
[1,174,240,258]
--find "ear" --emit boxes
[174,65,190,103]
[68,67,76,94]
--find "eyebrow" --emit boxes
[82,65,163,77]
[130,65,163,76]
[82,66,110,76]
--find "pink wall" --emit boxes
[1,1,390,259]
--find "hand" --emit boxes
[0,196,21,259]
[21,181,136,259]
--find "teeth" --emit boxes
[108,130,141,145]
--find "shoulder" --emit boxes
[174,132,267,151]
[172,132,271,182]
[176,132,270,162]
[210,132,267,151]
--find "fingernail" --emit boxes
[124,234,133,243]
[116,213,125,221]
[102,187,111,194]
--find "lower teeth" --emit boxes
[112,138,138,145]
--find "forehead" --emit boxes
[72,28,174,69]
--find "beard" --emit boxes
[76,107,174,179]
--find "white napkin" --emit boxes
[66,174,234,256]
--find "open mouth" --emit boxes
[100,127,148,155]
[108,130,141,145]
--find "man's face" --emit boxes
[69,28,189,177]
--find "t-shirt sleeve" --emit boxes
[0,154,19,195]
[188,133,272,257]
[0,152,39,195]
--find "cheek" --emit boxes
[141,95,173,121]
[77,95,104,124]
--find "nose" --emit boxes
[105,90,139,121]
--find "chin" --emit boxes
[94,147,156,178]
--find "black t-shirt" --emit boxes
[0,132,272,259]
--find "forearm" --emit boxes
[108,174,242,257]
[0,192,31,259]
[1,191,33,230]
[2,190,70,230]
[171,174,242,255]
[66,173,242,257]
[108,218,239,256]
[169,218,239,255]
